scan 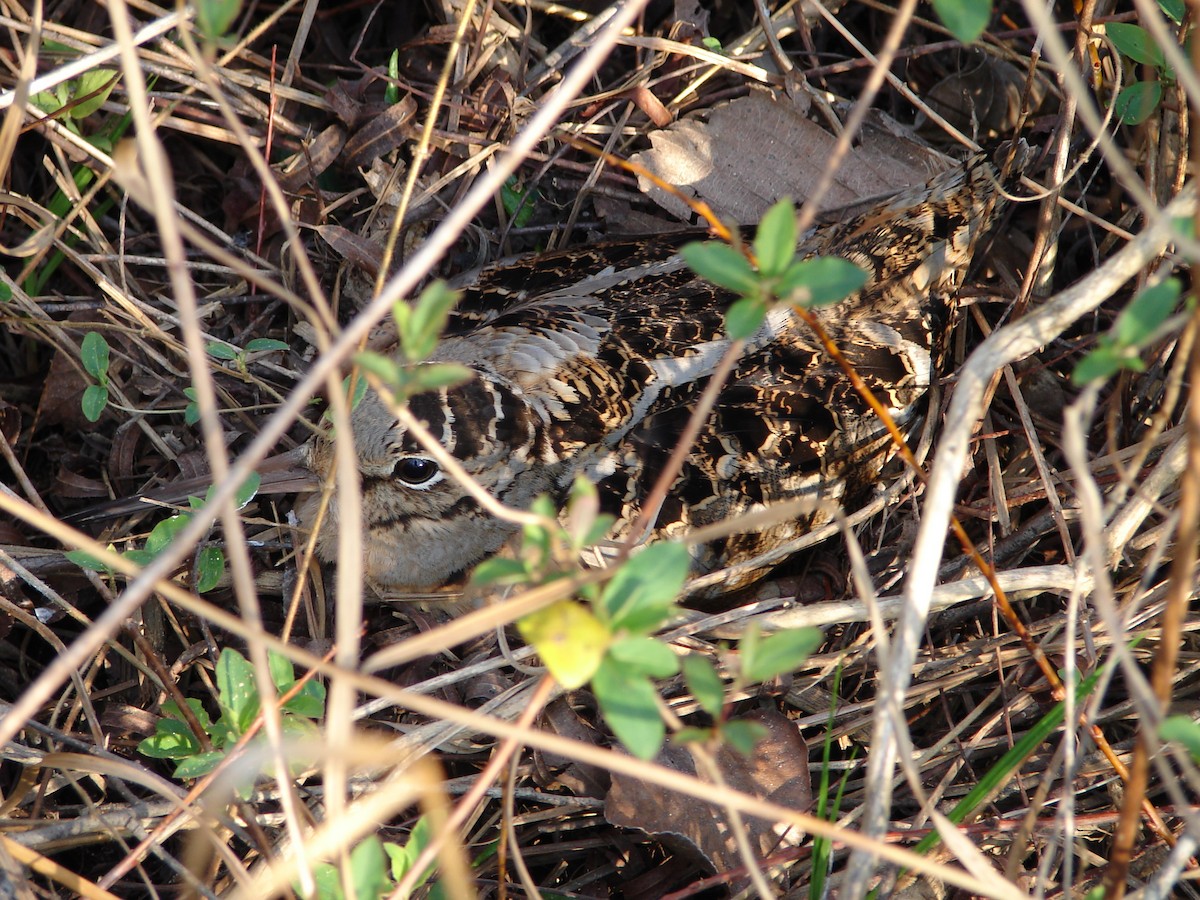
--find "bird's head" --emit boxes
[298,367,559,590]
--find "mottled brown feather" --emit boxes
[303,143,1033,593]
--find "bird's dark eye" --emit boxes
[395,457,440,485]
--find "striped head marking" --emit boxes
[300,367,560,589]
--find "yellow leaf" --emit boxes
[518,600,610,689]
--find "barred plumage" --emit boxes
[301,143,1032,593]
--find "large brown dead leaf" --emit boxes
[915,50,1049,145]
[605,708,811,878]
[631,88,950,224]
[532,694,611,798]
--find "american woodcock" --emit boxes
[300,143,1033,594]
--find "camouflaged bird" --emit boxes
[300,143,1032,594]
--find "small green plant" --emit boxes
[302,821,441,900]
[680,197,868,342]
[484,481,687,759]
[1072,278,1186,385]
[384,49,401,105]
[1160,715,1200,763]
[1105,2,1186,126]
[30,67,119,133]
[206,337,290,375]
[195,0,243,42]
[182,338,291,424]
[472,478,821,760]
[354,281,472,399]
[500,175,538,229]
[25,55,135,296]
[183,387,201,426]
[675,626,823,755]
[79,331,111,422]
[139,647,325,781]
[930,0,992,43]
[66,474,261,593]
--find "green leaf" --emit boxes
[581,514,616,549]
[721,719,768,756]
[1159,0,1184,24]
[386,817,435,887]
[282,679,326,719]
[65,548,113,573]
[209,718,237,750]
[413,363,473,392]
[172,749,226,780]
[206,341,239,361]
[1113,81,1163,125]
[609,636,680,679]
[345,371,369,410]
[216,648,259,735]
[753,198,797,278]
[163,697,212,731]
[234,472,261,509]
[272,718,320,777]
[501,176,538,229]
[521,511,553,569]
[517,600,610,689]
[565,475,601,549]
[682,654,724,717]
[307,863,344,900]
[195,0,242,40]
[598,542,689,633]
[675,726,714,744]
[30,90,63,115]
[122,549,155,567]
[267,650,294,693]
[1114,278,1180,348]
[681,241,760,296]
[244,338,290,353]
[138,718,201,759]
[401,281,460,362]
[1107,23,1167,68]
[145,514,190,555]
[183,387,200,425]
[354,351,404,388]
[700,36,723,53]
[725,296,768,340]
[69,69,118,120]
[930,0,991,43]
[777,256,869,308]
[194,545,224,592]
[1161,715,1200,761]
[81,384,108,422]
[80,331,109,381]
[0,281,12,302]
[593,656,665,760]
[1071,342,1125,386]
[470,557,530,586]
[385,49,401,106]
[349,835,392,900]
[741,627,822,682]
